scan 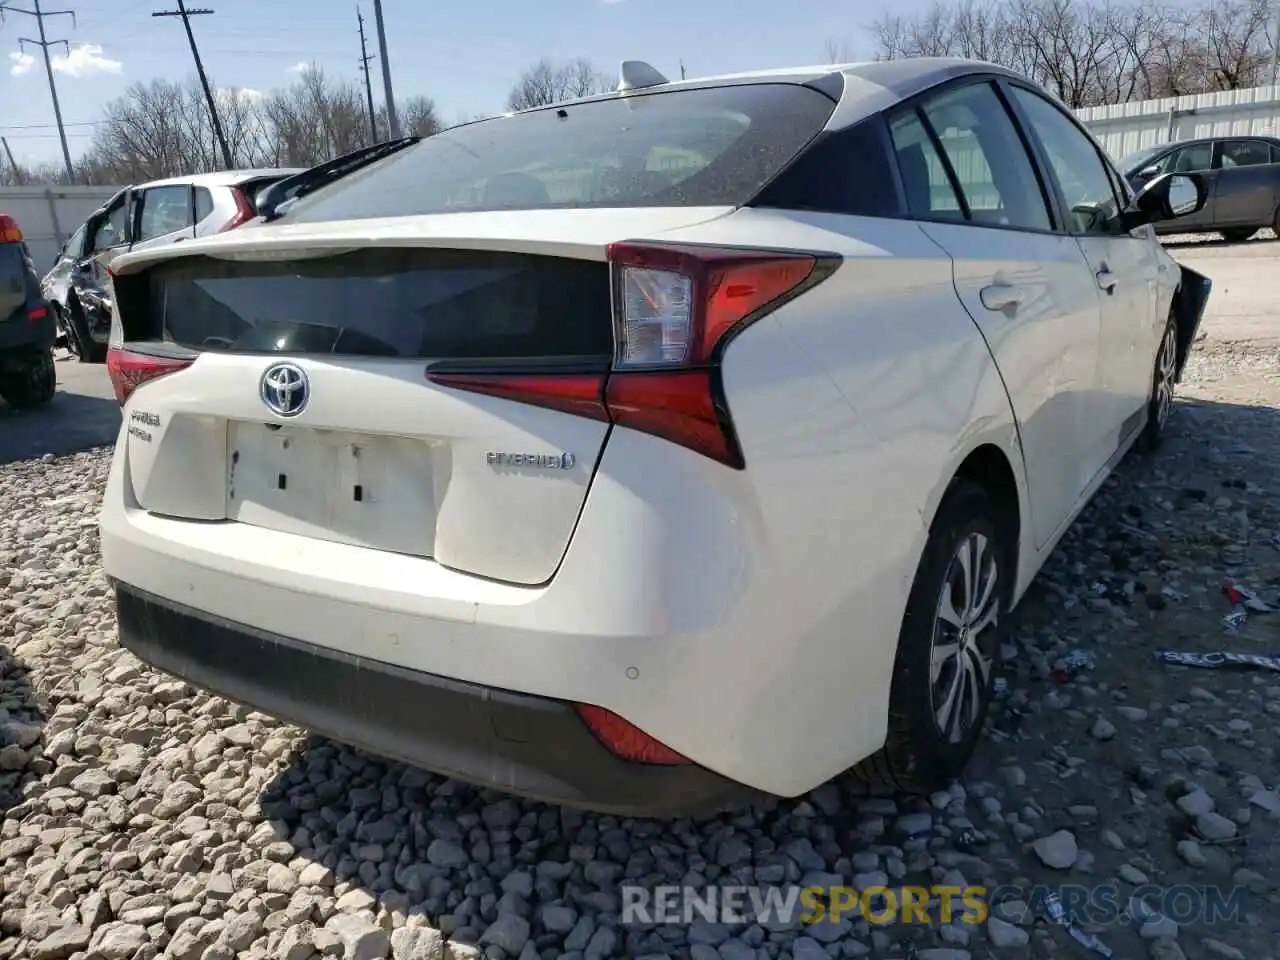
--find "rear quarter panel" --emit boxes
[655,209,1028,789]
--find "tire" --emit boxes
[1136,310,1179,454]
[66,299,106,364]
[1220,228,1256,243]
[850,480,1009,794]
[0,348,57,410]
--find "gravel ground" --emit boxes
[4,327,1280,960]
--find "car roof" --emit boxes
[134,168,307,190]
[502,57,1028,133]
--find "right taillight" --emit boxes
[106,346,194,406]
[219,187,258,232]
[428,243,836,468]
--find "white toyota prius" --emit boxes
[99,57,1212,817]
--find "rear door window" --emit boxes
[136,186,193,242]
[890,81,1052,231]
[278,83,838,221]
[1219,139,1271,168]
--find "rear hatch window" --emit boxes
[143,248,611,361]
[274,82,839,221]
[0,243,36,322]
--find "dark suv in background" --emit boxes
[1119,135,1280,242]
[0,213,56,409]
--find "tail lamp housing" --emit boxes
[429,242,837,469]
[107,347,194,406]
[219,187,258,232]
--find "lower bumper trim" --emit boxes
[114,583,759,817]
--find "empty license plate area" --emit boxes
[226,421,438,557]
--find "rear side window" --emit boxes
[752,118,902,218]
[142,249,612,360]
[194,188,215,222]
[1220,140,1270,167]
[0,243,37,320]
[280,84,838,221]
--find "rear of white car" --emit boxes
[99,59,1202,815]
[99,78,876,815]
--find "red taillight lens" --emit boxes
[608,243,819,369]
[28,305,48,322]
[427,243,833,468]
[219,188,257,232]
[575,704,690,765]
[106,346,194,406]
[0,214,23,243]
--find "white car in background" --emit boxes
[98,57,1211,816]
[42,167,302,363]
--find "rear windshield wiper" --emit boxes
[258,137,421,221]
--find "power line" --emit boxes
[371,0,399,138]
[0,0,78,181]
[152,1,232,169]
[357,6,378,144]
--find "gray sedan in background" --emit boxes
[1119,135,1280,242]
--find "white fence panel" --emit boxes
[1076,84,1280,163]
[0,185,123,272]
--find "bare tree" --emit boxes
[824,37,853,63]
[506,57,612,111]
[861,0,1278,104]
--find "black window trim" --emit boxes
[995,76,1130,240]
[883,73,1064,237]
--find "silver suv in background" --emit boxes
[42,168,302,362]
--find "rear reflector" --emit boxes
[575,704,690,765]
[28,305,48,322]
[428,242,836,468]
[106,346,194,406]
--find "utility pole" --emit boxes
[1,136,22,184]
[371,0,400,138]
[357,7,378,144]
[152,1,232,169]
[1,0,77,182]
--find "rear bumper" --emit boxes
[0,308,55,353]
[115,582,757,817]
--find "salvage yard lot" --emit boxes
[2,239,1280,960]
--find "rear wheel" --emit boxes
[1136,311,1178,454]
[66,299,106,364]
[1220,228,1256,243]
[0,348,56,410]
[851,481,1008,794]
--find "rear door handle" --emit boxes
[1096,269,1117,292]
[980,283,1024,312]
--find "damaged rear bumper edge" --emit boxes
[114,582,761,818]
